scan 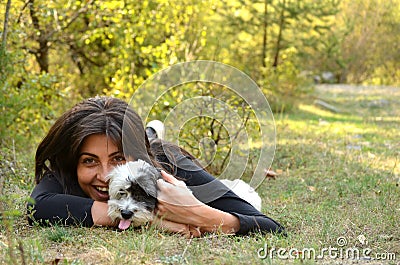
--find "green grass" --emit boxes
[1,84,399,264]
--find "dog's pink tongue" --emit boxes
[118,219,131,230]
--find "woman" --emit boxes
[28,96,285,237]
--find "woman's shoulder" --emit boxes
[33,171,86,197]
[30,171,64,197]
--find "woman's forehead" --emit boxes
[80,134,121,154]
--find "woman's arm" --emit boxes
[156,171,240,235]
[27,174,111,227]
[91,201,116,226]
[156,154,286,236]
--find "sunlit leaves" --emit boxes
[1,0,399,153]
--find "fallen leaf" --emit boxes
[50,254,64,265]
[265,168,279,179]
[51,258,61,265]
[307,186,316,192]
[374,189,381,195]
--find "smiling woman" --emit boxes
[77,134,125,202]
[28,96,285,236]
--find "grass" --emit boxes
[1,84,399,264]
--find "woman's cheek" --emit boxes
[77,165,96,184]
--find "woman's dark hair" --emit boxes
[35,96,159,192]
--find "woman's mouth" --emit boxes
[96,186,109,192]
[94,186,109,200]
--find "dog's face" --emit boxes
[106,159,161,230]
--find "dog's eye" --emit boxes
[118,190,128,196]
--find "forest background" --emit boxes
[1,0,399,152]
[1,0,400,264]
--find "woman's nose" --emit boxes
[97,164,113,182]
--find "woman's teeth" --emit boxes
[96,186,109,192]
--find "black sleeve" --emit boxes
[167,154,286,235]
[27,174,94,227]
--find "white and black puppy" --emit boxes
[106,159,161,230]
[106,160,262,231]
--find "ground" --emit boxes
[1,84,399,264]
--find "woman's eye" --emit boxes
[82,158,96,164]
[113,156,126,165]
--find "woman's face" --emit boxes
[77,134,126,201]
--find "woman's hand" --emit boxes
[155,171,240,236]
[157,171,203,210]
[91,201,118,227]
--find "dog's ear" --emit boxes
[135,174,157,198]
[134,160,161,198]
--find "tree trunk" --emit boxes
[272,0,286,68]
[29,0,50,73]
[261,0,268,68]
[36,36,49,73]
[2,0,12,49]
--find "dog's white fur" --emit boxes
[106,160,160,229]
[107,160,262,230]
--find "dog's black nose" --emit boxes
[121,210,134,219]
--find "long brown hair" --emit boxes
[35,96,159,193]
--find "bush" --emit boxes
[1,72,62,151]
[144,82,263,177]
[260,48,314,113]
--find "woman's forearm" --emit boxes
[156,171,241,235]
[91,201,116,227]
[185,204,240,235]
[154,206,239,237]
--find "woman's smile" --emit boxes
[77,134,125,201]
[93,185,110,200]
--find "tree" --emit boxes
[336,0,400,84]
[1,0,12,87]
[1,0,11,49]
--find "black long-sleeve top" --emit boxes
[28,154,285,235]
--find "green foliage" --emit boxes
[2,0,398,138]
[322,0,400,84]
[365,62,400,86]
[1,0,398,174]
[260,48,314,112]
[0,145,34,265]
[0,47,12,84]
[45,226,72,243]
[1,72,61,150]
[1,0,400,263]
[145,82,261,176]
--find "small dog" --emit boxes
[106,160,263,231]
[106,159,161,230]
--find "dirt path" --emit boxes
[314,84,400,119]
[316,84,400,95]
